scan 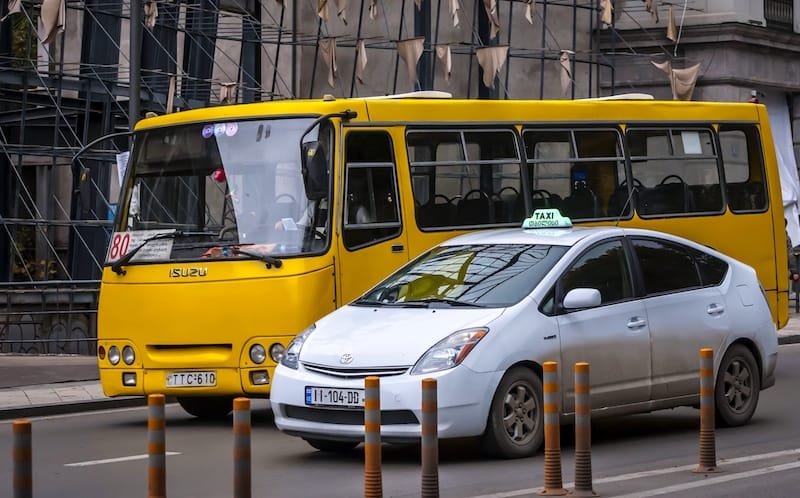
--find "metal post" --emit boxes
[538,361,566,496]
[12,420,32,498]
[233,397,251,498]
[421,378,439,498]
[364,376,383,498]
[572,362,597,496]
[694,348,719,473]
[148,394,166,498]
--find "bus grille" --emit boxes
[301,362,410,378]
[283,405,418,425]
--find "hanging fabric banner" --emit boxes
[600,0,612,26]
[318,0,329,21]
[356,39,368,84]
[450,0,460,28]
[672,63,701,100]
[369,0,378,20]
[559,50,573,95]
[220,82,237,104]
[476,45,508,89]
[644,0,658,22]
[166,74,176,113]
[435,45,451,81]
[1,0,22,21]
[524,0,534,25]
[482,0,501,39]
[39,0,65,44]
[397,37,425,86]
[320,38,338,87]
[667,6,677,42]
[144,1,159,29]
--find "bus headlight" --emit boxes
[269,343,285,362]
[108,346,120,365]
[249,344,267,364]
[122,346,135,365]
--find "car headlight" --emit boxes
[269,343,285,362]
[122,345,135,365]
[108,345,120,365]
[411,328,488,375]
[249,344,267,364]
[280,324,316,369]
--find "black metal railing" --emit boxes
[765,0,794,30]
[0,281,99,355]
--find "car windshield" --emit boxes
[116,117,329,262]
[356,243,568,308]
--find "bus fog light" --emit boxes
[249,344,266,364]
[108,346,120,365]
[269,343,285,362]
[122,372,137,386]
[98,346,106,360]
[122,346,135,365]
[250,370,269,385]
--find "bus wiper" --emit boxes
[230,247,283,269]
[110,230,213,275]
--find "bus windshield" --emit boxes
[119,117,328,262]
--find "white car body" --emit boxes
[271,225,779,458]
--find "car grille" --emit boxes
[283,405,419,425]
[301,362,410,378]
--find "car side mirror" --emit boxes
[301,141,328,200]
[563,288,601,309]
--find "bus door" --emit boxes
[336,130,409,305]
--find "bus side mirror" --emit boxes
[301,141,328,200]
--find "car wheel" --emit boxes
[177,396,234,419]
[715,344,761,427]
[480,367,544,459]
[303,438,360,452]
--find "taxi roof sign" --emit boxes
[522,209,573,229]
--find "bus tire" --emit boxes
[480,367,544,459]
[303,438,360,453]
[177,396,234,419]
[715,344,761,427]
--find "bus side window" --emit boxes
[719,125,767,212]
[343,131,401,250]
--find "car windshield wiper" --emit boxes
[230,246,283,269]
[410,298,485,308]
[110,230,213,275]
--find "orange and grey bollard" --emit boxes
[572,362,598,497]
[233,397,251,498]
[13,419,32,498]
[538,361,566,496]
[421,378,439,498]
[148,393,167,498]
[694,348,719,473]
[364,376,383,498]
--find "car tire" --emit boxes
[480,367,544,459]
[177,396,234,419]
[303,438,360,452]
[715,344,761,427]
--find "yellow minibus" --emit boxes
[96,93,787,417]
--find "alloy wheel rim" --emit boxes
[501,382,538,445]
[722,358,753,414]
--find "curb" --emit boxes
[779,335,800,345]
[0,396,177,421]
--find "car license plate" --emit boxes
[305,386,364,407]
[166,371,217,387]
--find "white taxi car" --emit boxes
[270,210,778,458]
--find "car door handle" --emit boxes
[706,303,725,315]
[391,244,404,253]
[627,317,647,329]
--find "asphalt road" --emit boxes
[3,344,800,497]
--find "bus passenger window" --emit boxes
[719,126,767,212]
[343,131,401,250]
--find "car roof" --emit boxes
[439,226,623,247]
[439,225,726,258]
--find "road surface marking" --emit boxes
[65,452,181,467]
[467,448,800,498]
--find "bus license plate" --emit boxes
[305,386,364,407]
[166,371,217,387]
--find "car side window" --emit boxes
[558,239,633,308]
[631,238,701,295]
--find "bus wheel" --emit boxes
[303,438,360,453]
[177,396,234,419]
[715,344,761,427]
[480,367,544,459]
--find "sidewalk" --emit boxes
[2,314,800,419]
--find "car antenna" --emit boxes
[614,184,639,228]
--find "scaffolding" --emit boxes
[0,0,620,353]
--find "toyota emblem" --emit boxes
[339,353,353,364]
